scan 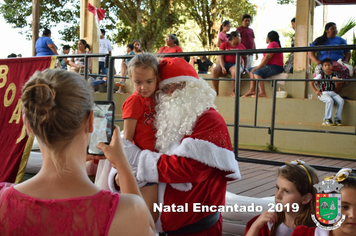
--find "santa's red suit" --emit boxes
[136,107,240,235]
[109,57,240,235]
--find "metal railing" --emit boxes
[58,45,356,171]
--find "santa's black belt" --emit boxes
[162,211,220,235]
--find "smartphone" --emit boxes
[87,101,115,155]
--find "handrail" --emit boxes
[51,45,356,171]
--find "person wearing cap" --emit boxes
[109,57,241,235]
[237,14,257,69]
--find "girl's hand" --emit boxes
[251,67,258,74]
[222,67,227,74]
[252,210,278,229]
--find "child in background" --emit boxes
[245,160,319,236]
[292,168,356,236]
[310,58,344,126]
[217,20,231,47]
[119,53,159,220]
[116,44,135,94]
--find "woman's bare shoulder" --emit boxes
[108,194,155,236]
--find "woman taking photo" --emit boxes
[0,69,155,235]
[243,30,284,98]
[211,31,247,97]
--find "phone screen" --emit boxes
[87,101,115,155]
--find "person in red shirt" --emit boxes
[211,30,248,97]
[109,58,241,235]
[158,34,183,54]
[237,14,258,69]
[243,30,284,98]
[120,53,160,221]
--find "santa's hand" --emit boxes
[122,139,142,167]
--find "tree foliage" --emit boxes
[0,0,80,41]
[102,0,180,51]
[179,0,256,50]
[277,0,295,4]
[0,0,255,51]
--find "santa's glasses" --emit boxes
[161,82,186,94]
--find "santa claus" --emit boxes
[109,57,240,235]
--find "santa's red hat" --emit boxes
[159,57,199,89]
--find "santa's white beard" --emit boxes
[154,79,216,154]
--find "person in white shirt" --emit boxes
[99,29,113,75]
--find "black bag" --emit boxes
[284,53,294,73]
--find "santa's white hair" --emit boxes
[154,78,216,154]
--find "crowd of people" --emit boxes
[0,13,355,234]
[0,55,355,235]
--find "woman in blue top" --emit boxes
[308,22,350,83]
[35,28,59,56]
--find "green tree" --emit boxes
[0,0,257,51]
[0,0,180,52]
[102,0,180,51]
[0,0,80,42]
[179,0,256,50]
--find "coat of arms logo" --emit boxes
[311,179,345,230]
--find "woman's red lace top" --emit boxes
[0,182,120,235]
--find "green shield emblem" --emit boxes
[316,193,342,224]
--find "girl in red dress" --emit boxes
[245,160,319,236]
[120,53,160,221]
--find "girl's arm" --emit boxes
[217,38,222,47]
[245,211,278,236]
[123,118,137,142]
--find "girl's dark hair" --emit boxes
[314,22,336,45]
[132,39,141,45]
[267,30,281,48]
[168,34,179,46]
[220,20,231,32]
[43,28,51,36]
[228,31,240,41]
[270,163,319,236]
[127,44,134,50]
[79,39,87,47]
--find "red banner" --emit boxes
[0,56,54,183]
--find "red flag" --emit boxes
[88,3,106,21]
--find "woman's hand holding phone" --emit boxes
[96,125,129,170]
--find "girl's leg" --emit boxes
[242,71,256,97]
[140,184,159,222]
[255,74,267,97]
[211,65,223,96]
[229,65,237,97]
